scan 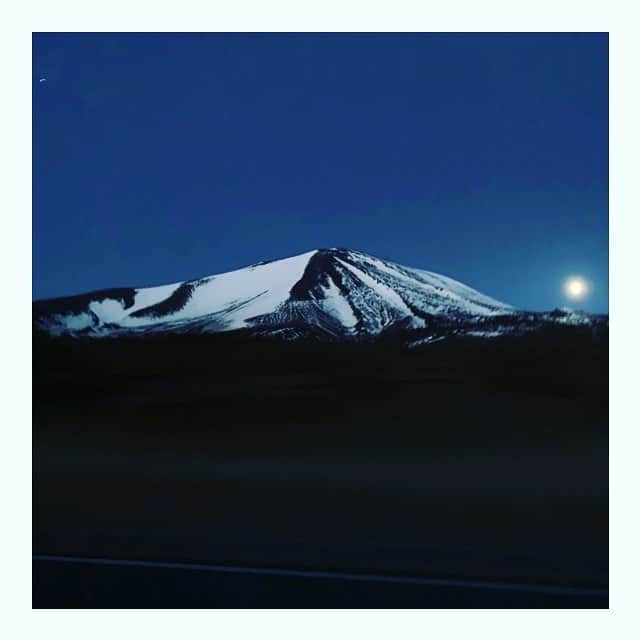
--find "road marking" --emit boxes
[33,554,607,598]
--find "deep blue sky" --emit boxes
[33,33,608,312]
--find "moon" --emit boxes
[564,276,589,300]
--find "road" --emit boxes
[33,555,608,608]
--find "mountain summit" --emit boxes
[33,248,515,338]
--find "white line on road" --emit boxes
[33,554,607,598]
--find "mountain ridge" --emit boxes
[33,248,604,342]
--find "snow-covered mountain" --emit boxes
[34,248,516,338]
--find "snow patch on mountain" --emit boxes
[317,277,358,329]
[407,335,447,348]
[336,257,419,320]
[121,250,317,330]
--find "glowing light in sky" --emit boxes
[564,276,589,300]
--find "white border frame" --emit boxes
[2,1,638,638]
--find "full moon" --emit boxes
[564,276,589,300]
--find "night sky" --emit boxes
[33,33,608,312]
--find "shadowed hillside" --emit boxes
[33,327,608,606]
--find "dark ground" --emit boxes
[32,326,608,607]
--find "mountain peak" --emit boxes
[34,248,515,338]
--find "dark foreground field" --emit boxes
[32,327,608,607]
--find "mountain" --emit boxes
[33,247,605,341]
[33,248,516,337]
